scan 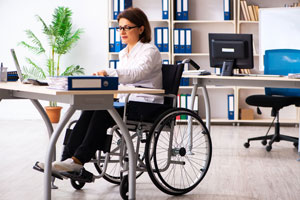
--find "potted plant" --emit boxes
[19,6,84,123]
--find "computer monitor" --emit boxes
[209,33,253,76]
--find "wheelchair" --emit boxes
[60,63,212,199]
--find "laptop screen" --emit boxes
[10,49,24,82]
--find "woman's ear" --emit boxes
[139,26,144,35]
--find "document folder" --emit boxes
[223,0,230,20]
[68,76,118,90]
[162,0,169,19]
[227,94,234,120]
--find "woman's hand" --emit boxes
[92,70,108,76]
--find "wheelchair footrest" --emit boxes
[60,168,95,183]
[33,162,64,180]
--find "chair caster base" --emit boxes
[266,145,272,152]
[244,142,250,148]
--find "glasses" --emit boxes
[116,25,139,32]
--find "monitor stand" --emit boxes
[221,60,234,76]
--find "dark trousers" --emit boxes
[62,107,124,164]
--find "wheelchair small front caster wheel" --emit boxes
[70,179,85,190]
[120,175,128,200]
[261,140,267,146]
[244,142,250,148]
[266,145,272,152]
[293,142,298,148]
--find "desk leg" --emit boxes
[44,106,76,200]
[108,108,136,200]
[201,86,211,132]
[30,100,58,188]
[298,122,300,161]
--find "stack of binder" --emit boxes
[175,0,189,20]
[113,0,132,20]
[176,60,189,86]
[173,28,192,53]
[176,93,198,120]
[109,27,126,52]
[154,27,169,52]
[7,71,19,81]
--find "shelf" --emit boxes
[173,20,235,24]
[238,21,259,24]
[174,53,209,57]
[179,85,234,90]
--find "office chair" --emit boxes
[244,49,300,152]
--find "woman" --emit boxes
[38,7,162,173]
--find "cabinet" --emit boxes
[107,0,300,125]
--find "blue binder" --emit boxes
[175,0,182,20]
[121,42,127,50]
[162,27,169,52]
[162,59,169,64]
[68,76,119,90]
[182,0,189,20]
[154,27,163,52]
[109,60,115,69]
[179,29,185,53]
[109,27,115,52]
[174,29,180,53]
[185,28,192,53]
[162,0,169,19]
[113,0,119,20]
[227,94,234,120]
[223,0,230,20]
[119,0,132,13]
[115,27,121,52]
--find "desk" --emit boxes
[0,82,164,200]
[184,75,300,157]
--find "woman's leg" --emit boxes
[73,107,124,164]
[61,111,95,161]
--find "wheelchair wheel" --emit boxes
[94,127,145,185]
[145,108,212,195]
[70,179,85,190]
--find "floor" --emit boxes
[1,119,300,200]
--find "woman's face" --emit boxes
[118,18,144,46]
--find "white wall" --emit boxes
[0,0,108,119]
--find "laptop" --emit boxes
[10,49,48,86]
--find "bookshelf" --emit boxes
[107,0,300,125]
[108,0,172,65]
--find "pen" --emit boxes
[0,62,3,72]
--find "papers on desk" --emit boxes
[182,70,211,75]
[288,73,300,79]
[47,76,119,90]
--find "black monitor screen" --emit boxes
[209,33,253,76]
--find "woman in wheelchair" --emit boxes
[36,7,163,173]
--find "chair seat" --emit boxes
[246,95,300,110]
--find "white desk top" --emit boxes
[0,82,164,96]
[183,75,300,88]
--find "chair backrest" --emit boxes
[162,63,184,95]
[264,49,300,96]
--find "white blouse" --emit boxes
[106,41,163,103]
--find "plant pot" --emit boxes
[45,106,62,123]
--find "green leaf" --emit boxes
[60,65,84,76]
[19,30,45,55]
